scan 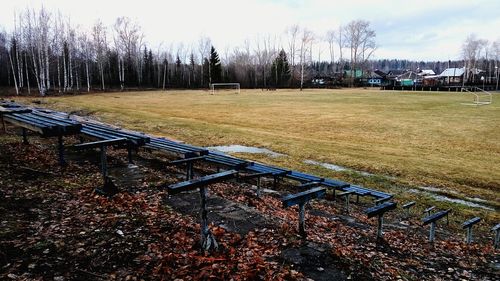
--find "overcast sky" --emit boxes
[1,0,499,61]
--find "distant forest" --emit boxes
[0,7,498,95]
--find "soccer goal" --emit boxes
[461,87,492,106]
[209,83,240,94]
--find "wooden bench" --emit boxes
[73,138,129,195]
[423,206,435,217]
[338,191,354,213]
[237,172,273,197]
[168,155,207,180]
[461,217,481,244]
[167,170,239,252]
[422,209,451,242]
[402,201,416,218]
[365,202,397,238]
[282,187,326,239]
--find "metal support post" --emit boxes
[377,215,384,238]
[186,162,193,180]
[200,186,217,251]
[494,229,500,249]
[100,145,107,179]
[256,176,261,197]
[298,202,306,239]
[1,116,6,133]
[127,146,134,164]
[429,222,436,242]
[57,135,65,166]
[466,227,473,244]
[345,194,350,214]
[22,128,28,144]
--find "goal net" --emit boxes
[209,83,240,94]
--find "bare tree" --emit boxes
[461,34,487,83]
[254,35,277,89]
[92,20,107,91]
[343,20,376,86]
[198,36,211,87]
[492,39,500,90]
[326,30,336,65]
[298,28,314,90]
[78,29,93,92]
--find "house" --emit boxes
[439,67,465,84]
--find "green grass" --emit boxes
[15,88,500,221]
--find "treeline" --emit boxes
[0,7,498,95]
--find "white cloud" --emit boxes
[0,0,498,61]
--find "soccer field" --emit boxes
[24,88,499,216]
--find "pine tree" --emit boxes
[209,46,221,84]
[271,49,291,88]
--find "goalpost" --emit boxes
[209,83,240,94]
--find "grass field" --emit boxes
[16,88,499,220]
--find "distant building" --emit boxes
[439,67,465,84]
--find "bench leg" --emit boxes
[429,222,436,242]
[22,128,28,144]
[100,145,108,179]
[1,116,6,133]
[127,146,134,164]
[186,162,193,180]
[356,194,360,203]
[256,177,261,198]
[199,186,217,252]
[298,202,306,239]
[345,194,350,214]
[377,215,384,238]
[494,230,499,249]
[466,227,472,244]
[57,135,66,166]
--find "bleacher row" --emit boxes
[0,99,392,202]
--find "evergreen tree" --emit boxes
[209,46,221,84]
[175,55,182,87]
[271,49,291,88]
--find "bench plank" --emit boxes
[168,170,238,195]
[402,201,416,209]
[282,187,326,208]
[422,209,450,225]
[73,138,128,150]
[365,202,397,218]
[462,217,481,228]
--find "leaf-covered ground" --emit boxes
[0,132,498,280]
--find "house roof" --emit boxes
[419,69,435,75]
[439,68,465,77]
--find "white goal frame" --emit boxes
[209,83,240,94]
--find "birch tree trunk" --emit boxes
[24,52,31,95]
[8,50,19,95]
